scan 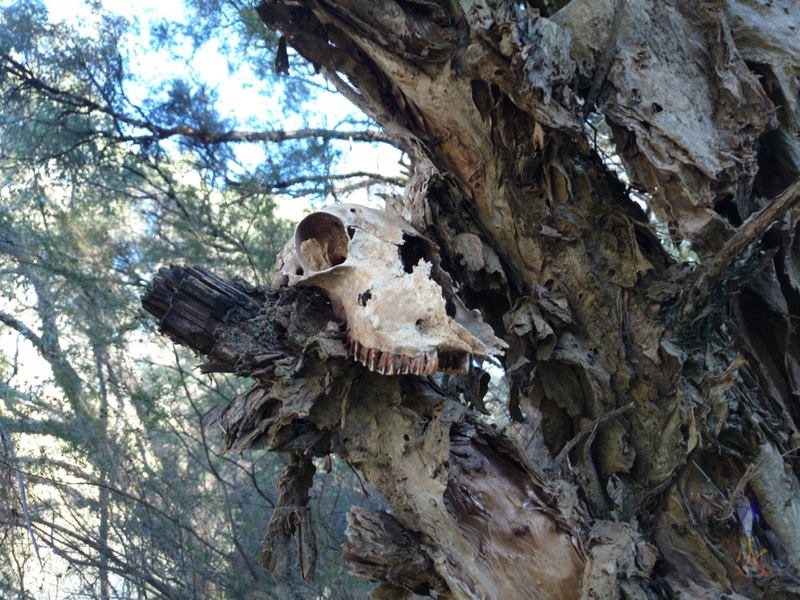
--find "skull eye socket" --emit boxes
[296,213,349,272]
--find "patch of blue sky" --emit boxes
[39,0,402,216]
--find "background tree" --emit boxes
[141,1,800,600]
[0,0,400,597]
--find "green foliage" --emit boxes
[0,0,392,597]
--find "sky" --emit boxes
[41,0,403,220]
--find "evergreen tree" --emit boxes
[0,1,400,597]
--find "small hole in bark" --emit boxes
[607,269,616,277]
[652,102,663,113]
[403,434,409,441]
[513,524,531,537]
[714,196,742,226]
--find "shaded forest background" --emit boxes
[6,0,800,599]
[0,0,408,597]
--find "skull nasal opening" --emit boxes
[296,213,349,272]
[399,234,432,274]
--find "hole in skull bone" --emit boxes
[415,318,427,333]
[358,289,372,307]
[445,296,456,318]
[296,212,349,271]
[346,226,356,239]
[399,234,432,274]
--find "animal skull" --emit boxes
[274,204,506,375]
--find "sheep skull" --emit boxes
[274,204,505,375]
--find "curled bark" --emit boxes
[142,265,589,599]
[342,508,447,598]
[144,0,800,596]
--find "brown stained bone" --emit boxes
[349,336,448,376]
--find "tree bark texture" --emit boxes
[144,1,800,598]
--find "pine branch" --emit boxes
[0,425,42,567]
[266,170,406,194]
[0,51,400,148]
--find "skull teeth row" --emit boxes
[348,338,439,376]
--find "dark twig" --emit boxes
[0,424,42,566]
[699,178,800,283]
[0,51,398,148]
[268,171,405,192]
[676,177,800,327]
[584,0,627,117]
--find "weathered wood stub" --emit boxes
[143,1,800,598]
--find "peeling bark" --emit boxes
[342,507,446,598]
[144,0,800,597]
[142,266,587,599]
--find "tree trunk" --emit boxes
[144,1,800,598]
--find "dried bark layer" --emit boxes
[142,265,595,600]
[247,0,800,598]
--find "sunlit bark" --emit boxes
[145,1,800,598]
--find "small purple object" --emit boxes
[738,491,771,538]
